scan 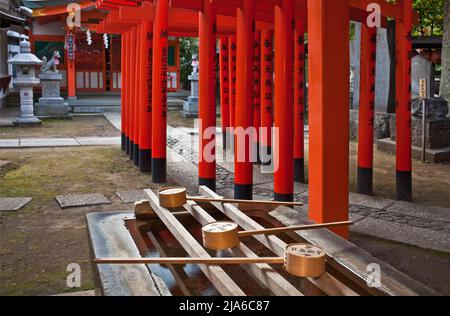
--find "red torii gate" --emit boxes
[91,0,414,238]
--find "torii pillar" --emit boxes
[358,24,377,195]
[121,30,128,152]
[138,20,153,172]
[133,24,141,167]
[198,0,217,191]
[294,18,306,184]
[253,31,261,164]
[274,0,294,202]
[129,27,137,162]
[219,37,230,151]
[228,35,237,134]
[66,29,77,100]
[396,0,413,201]
[260,30,273,166]
[124,30,131,156]
[308,0,350,238]
[152,0,169,183]
[234,0,255,200]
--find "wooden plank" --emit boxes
[199,186,359,296]
[144,189,246,296]
[184,200,304,296]
[86,211,172,296]
[269,206,438,296]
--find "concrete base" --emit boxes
[182,96,199,118]
[377,137,450,162]
[35,99,70,118]
[13,117,42,126]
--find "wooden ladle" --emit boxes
[158,187,303,208]
[202,221,353,250]
[95,243,326,278]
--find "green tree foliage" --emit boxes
[179,37,199,90]
[413,0,445,35]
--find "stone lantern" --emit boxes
[8,39,43,125]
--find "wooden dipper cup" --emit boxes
[202,220,354,250]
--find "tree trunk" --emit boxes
[440,0,450,103]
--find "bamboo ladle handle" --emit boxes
[238,221,354,237]
[158,187,303,208]
[95,257,284,265]
[188,197,303,207]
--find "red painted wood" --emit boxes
[358,24,377,169]
[139,20,153,151]
[260,30,273,152]
[294,18,305,176]
[228,35,237,129]
[308,0,350,238]
[274,0,294,200]
[219,37,231,134]
[198,0,217,187]
[234,0,255,197]
[253,30,261,158]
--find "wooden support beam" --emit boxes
[274,0,294,201]
[143,189,246,296]
[199,0,217,191]
[308,0,350,238]
[357,24,377,195]
[199,186,359,296]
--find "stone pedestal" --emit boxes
[14,87,42,126]
[35,72,71,118]
[390,98,450,149]
[182,74,199,118]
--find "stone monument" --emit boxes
[35,50,71,118]
[182,54,200,118]
[411,54,434,99]
[383,97,450,162]
[7,40,43,126]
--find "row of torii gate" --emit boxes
[88,0,414,238]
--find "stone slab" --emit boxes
[377,138,450,162]
[0,160,11,168]
[102,112,121,131]
[386,201,450,222]
[116,190,144,203]
[20,138,79,148]
[0,139,20,148]
[352,215,450,253]
[349,192,396,210]
[75,137,121,146]
[0,197,32,211]
[56,193,111,209]
[54,290,96,297]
